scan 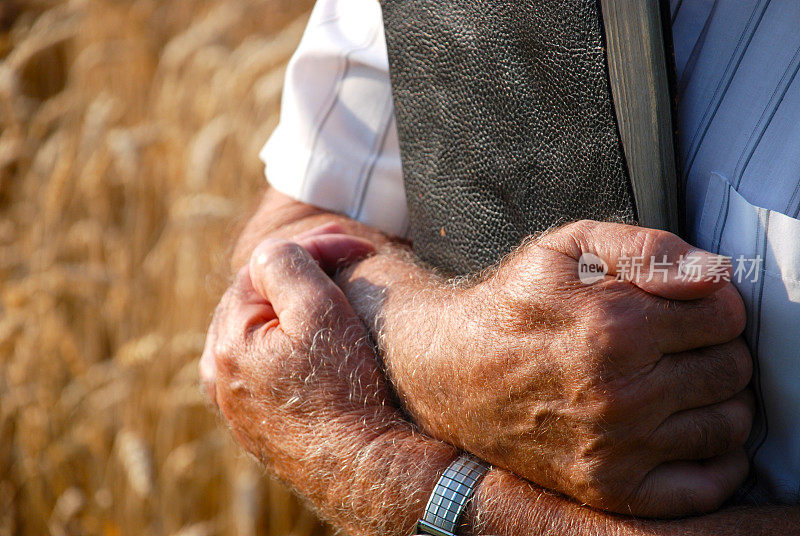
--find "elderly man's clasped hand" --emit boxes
[200,226,457,536]
[202,220,755,523]
[374,221,753,517]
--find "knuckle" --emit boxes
[636,227,680,260]
[692,403,750,455]
[698,464,746,513]
[581,296,643,361]
[703,348,737,388]
[589,392,617,420]
[538,219,602,257]
[683,342,750,400]
[715,284,748,337]
[674,487,716,516]
[697,490,728,514]
[726,396,755,446]
[560,219,598,239]
[728,419,751,449]
[260,240,307,273]
[686,285,747,344]
[213,335,243,377]
[257,238,303,261]
[729,339,754,390]
[710,340,753,393]
[582,296,622,337]
[199,349,216,381]
[573,458,633,511]
[625,481,659,516]
[198,362,214,384]
[575,426,610,459]
[705,412,736,452]
[586,387,634,423]
[252,240,314,288]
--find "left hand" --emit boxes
[200,224,376,407]
[199,228,451,536]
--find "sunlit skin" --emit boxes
[202,188,800,535]
[338,219,754,516]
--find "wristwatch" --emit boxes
[416,454,490,536]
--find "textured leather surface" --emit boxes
[382,0,637,275]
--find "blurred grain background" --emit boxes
[0,0,332,534]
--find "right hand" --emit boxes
[389,220,753,517]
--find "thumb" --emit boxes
[293,233,376,273]
[538,220,731,300]
[248,239,351,335]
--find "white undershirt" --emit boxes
[260,0,407,237]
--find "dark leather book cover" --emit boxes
[383,0,677,275]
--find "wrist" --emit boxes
[334,246,458,349]
[231,188,392,272]
[464,469,614,536]
[417,454,490,536]
[335,249,472,433]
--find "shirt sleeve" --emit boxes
[260,0,409,237]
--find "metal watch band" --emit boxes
[416,454,490,536]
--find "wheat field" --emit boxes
[0,0,334,534]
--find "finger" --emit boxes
[200,273,276,405]
[291,221,348,239]
[651,338,753,412]
[220,265,277,326]
[631,449,749,517]
[249,239,350,335]
[538,220,732,300]
[294,234,375,272]
[649,390,754,462]
[643,283,746,354]
[290,222,377,268]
